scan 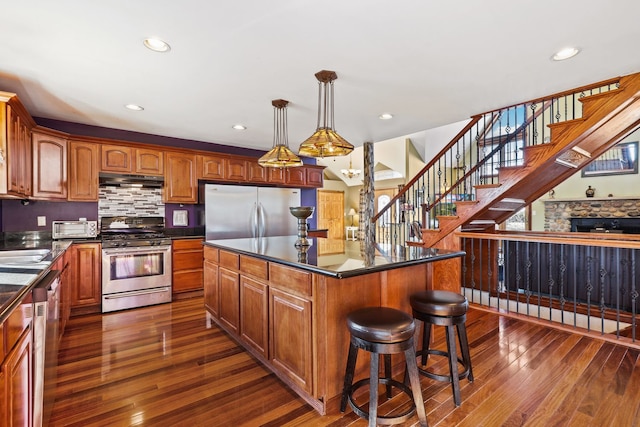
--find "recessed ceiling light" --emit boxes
[552,47,580,61]
[143,37,171,53]
[125,104,144,111]
[379,113,393,120]
[232,124,247,130]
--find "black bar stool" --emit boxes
[340,306,428,427]
[410,290,473,407]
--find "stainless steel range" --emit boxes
[100,216,172,313]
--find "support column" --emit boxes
[362,141,375,247]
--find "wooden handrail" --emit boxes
[456,229,640,249]
[371,115,482,223]
[477,76,622,116]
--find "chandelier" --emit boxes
[258,99,303,168]
[298,70,353,158]
[340,156,361,179]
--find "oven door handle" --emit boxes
[102,246,171,256]
[103,287,171,299]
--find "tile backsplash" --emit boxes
[98,187,165,218]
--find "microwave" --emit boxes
[52,220,98,239]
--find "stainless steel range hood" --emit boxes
[99,173,164,188]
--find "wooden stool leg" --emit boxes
[368,351,379,427]
[421,320,432,366]
[445,325,462,407]
[340,342,358,412]
[457,323,474,382]
[383,354,392,399]
[404,346,429,427]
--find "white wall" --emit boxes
[423,119,471,162]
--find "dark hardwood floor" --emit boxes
[51,297,640,426]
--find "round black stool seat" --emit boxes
[410,290,474,408]
[340,307,428,427]
[347,306,416,343]
[410,290,468,318]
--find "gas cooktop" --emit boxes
[100,216,171,248]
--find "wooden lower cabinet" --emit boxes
[203,260,219,317]
[69,242,102,315]
[172,238,204,297]
[203,247,219,317]
[1,295,33,427]
[3,326,32,427]
[54,251,72,338]
[203,245,317,409]
[269,287,312,394]
[240,276,268,358]
[218,267,240,334]
[202,243,434,415]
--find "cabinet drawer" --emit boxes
[219,250,239,270]
[269,263,312,297]
[204,246,219,262]
[240,255,268,280]
[173,239,203,251]
[173,251,203,270]
[173,270,203,292]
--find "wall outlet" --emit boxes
[37,216,46,227]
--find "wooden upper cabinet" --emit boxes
[32,128,67,200]
[267,167,286,184]
[0,93,35,198]
[285,165,324,188]
[135,148,163,175]
[68,140,99,201]
[164,152,197,203]
[101,144,164,175]
[101,144,133,173]
[197,154,225,180]
[286,167,306,186]
[305,166,324,187]
[248,162,267,183]
[226,158,248,181]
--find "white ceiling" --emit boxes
[2,0,639,163]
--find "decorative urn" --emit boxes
[289,206,315,246]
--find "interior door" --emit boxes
[317,190,345,254]
[375,187,400,241]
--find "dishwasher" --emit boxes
[32,270,61,427]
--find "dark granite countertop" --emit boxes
[0,239,72,323]
[204,236,465,278]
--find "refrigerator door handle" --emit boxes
[257,202,266,238]
[251,202,258,238]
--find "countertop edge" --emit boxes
[204,240,465,278]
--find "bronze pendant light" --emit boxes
[298,70,354,158]
[258,99,303,168]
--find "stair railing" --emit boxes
[372,77,622,248]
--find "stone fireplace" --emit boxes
[543,197,640,232]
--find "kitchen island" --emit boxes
[203,236,464,415]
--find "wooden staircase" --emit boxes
[418,71,640,248]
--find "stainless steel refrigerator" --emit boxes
[205,184,301,239]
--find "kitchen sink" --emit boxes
[0,249,51,264]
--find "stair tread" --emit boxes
[404,72,640,249]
